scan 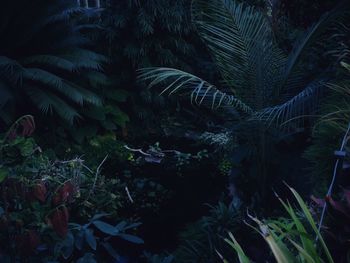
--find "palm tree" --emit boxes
[139,0,348,127]
[139,0,349,208]
[0,0,106,125]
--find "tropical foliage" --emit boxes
[0,0,350,262]
[139,0,348,127]
[0,0,105,124]
[139,0,350,211]
[225,187,334,263]
[0,117,144,262]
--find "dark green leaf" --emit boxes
[118,233,144,244]
[75,229,85,250]
[93,220,118,236]
[85,228,97,250]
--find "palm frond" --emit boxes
[26,86,81,123]
[24,68,102,106]
[253,80,325,127]
[21,55,76,72]
[0,56,25,85]
[66,82,102,106]
[60,48,108,70]
[139,67,252,114]
[0,0,110,126]
[87,72,114,87]
[283,1,350,91]
[24,68,84,105]
[192,0,283,101]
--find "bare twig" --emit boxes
[86,155,109,200]
[123,145,152,156]
[124,145,182,156]
[125,186,134,203]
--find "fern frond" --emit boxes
[21,55,76,72]
[60,48,108,70]
[26,86,81,123]
[0,56,25,85]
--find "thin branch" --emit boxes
[125,186,134,203]
[86,155,108,200]
[124,145,182,156]
[124,145,152,156]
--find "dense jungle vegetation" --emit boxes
[0,0,350,262]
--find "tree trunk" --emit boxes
[76,0,80,7]
[95,0,100,8]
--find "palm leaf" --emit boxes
[283,1,350,92]
[66,81,102,106]
[192,0,281,99]
[26,86,81,123]
[139,67,252,113]
[21,55,76,72]
[0,56,25,85]
[23,68,85,105]
[60,48,108,70]
[24,68,102,106]
[253,80,325,127]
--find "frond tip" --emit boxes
[252,80,325,127]
[138,67,253,114]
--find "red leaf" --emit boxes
[33,182,47,202]
[21,118,35,137]
[52,194,61,206]
[61,182,74,202]
[52,181,75,206]
[50,206,69,237]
